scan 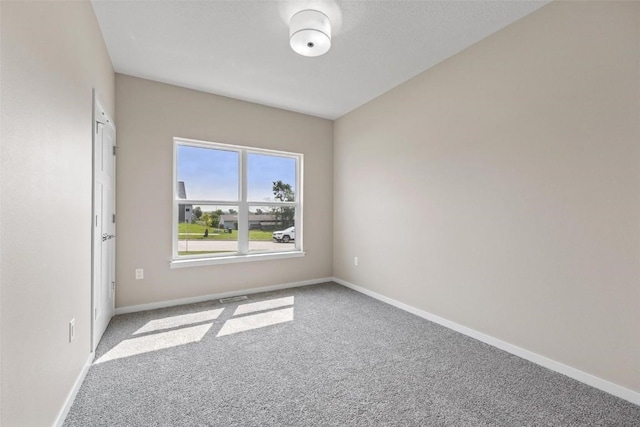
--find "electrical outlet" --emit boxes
[354,256,359,266]
[69,318,75,343]
[135,269,144,280]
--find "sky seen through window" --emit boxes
[177,145,296,208]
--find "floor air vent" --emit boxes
[219,295,248,304]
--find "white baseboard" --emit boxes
[54,351,95,427]
[332,277,640,406]
[115,277,333,315]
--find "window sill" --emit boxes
[170,250,305,269]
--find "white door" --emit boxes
[93,94,116,351]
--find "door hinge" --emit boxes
[112,145,117,156]
[112,213,116,223]
[94,307,98,320]
[112,281,116,292]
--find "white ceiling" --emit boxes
[92,0,549,120]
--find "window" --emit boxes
[172,137,303,267]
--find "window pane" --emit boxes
[177,205,238,256]
[247,153,296,202]
[248,206,296,253]
[177,145,238,201]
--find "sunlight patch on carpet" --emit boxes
[95,323,213,364]
[133,308,224,335]
[233,296,294,316]
[217,307,294,337]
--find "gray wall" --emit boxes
[114,75,333,308]
[0,1,115,425]
[334,1,640,393]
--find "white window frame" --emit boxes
[170,137,304,268]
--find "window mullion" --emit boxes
[238,149,249,254]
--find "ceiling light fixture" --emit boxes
[289,9,331,57]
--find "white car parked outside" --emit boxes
[273,226,295,243]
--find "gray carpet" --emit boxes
[64,282,640,426]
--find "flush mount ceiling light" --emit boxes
[289,9,331,57]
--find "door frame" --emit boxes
[91,90,116,351]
